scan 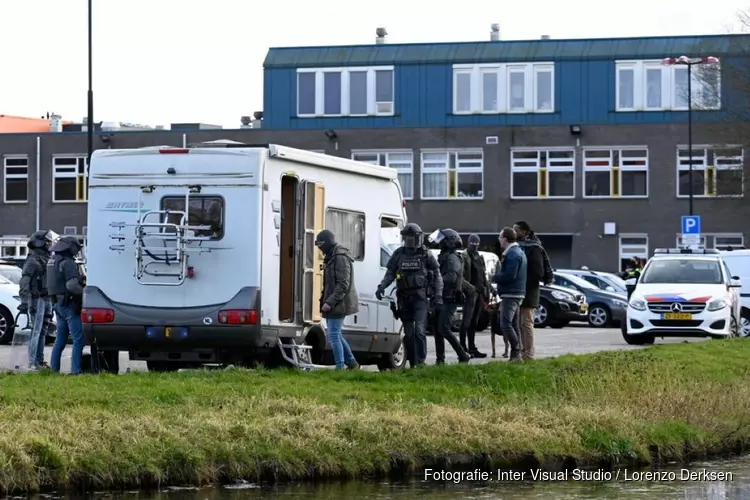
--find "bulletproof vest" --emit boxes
[30,253,49,293]
[47,255,71,296]
[396,248,428,295]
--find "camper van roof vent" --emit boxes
[188,139,248,148]
[490,23,500,41]
[541,34,550,40]
[375,27,387,44]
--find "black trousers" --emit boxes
[399,297,428,367]
[434,302,469,363]
[459,293,483,350]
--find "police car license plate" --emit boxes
[662,312,692,320]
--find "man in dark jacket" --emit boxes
[459,234,488,358]
[315,229,360,370]
[19,230,57,371]
[493,227,527,363]
[513,221,551,360]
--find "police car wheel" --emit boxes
[0,306,14,345]
[740,310,750,338]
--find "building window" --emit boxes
[296,66,395,117]
[676,146,744,198]
[583,148,648,198]
[510,149,575,198]
[3,155,29,203]
[352,151,414,199]
[161,196,224,240]
[618,234,648,272]
[615,60,721,111]
[420,150,484,200]
[452,62,554,114]
[53,156,88,202]
[676,233,744,249]
[325,208,365,261]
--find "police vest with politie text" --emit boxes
[396,247,432,299]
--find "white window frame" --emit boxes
[419,149,484,200]
[351,150,414,200]
[674,233,744,249]
[618,234,649,271]
[295,66,395,118]
[675,144,744,198]
[509,148,575,199]
[3,155,29,204]
[615,59,722,112]
[451,62,555,114]
[582,147,649,199]
[52,155,89,203]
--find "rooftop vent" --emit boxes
[490,23,500,41]
[541,35,550,40]
[240,115,251,126]
[375,27,387,44]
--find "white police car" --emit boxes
[623,248,742,345]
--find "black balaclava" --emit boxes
[467,233,480,254]
[314,229,336,255]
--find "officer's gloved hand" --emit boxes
[375,287,385,301]
[17,302,28,314]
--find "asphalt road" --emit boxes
[0,322,705,374]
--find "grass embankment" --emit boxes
[1,341,749,493]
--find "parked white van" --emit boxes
[720,249,750,337]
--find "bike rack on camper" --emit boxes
[108,188,217,286]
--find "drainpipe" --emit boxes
[35,136,41,231]
[182,133,187,148]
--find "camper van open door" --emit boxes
[299,181,325,324]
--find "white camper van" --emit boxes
[83,144,408,371]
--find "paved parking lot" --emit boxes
[0,322,705,373]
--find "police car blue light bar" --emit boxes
[654,248,720,254]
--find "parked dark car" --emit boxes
[552,272,628,328]
[534,283,589,328]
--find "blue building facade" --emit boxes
[263,34,750,130]
[254,33,750,271]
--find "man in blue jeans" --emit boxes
[47,236,86,374]
[492,227,527,363]
[315,230,360,370]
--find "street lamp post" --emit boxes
[662,55,720,216]
[87,0,93,168]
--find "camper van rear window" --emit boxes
[160,196,224,240]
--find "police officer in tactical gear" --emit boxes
[459,233,489,358]
[433,228,471,365]
[47,235,86,375]
[376,223,442,368]
[18,230,58,370]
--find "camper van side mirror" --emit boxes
[730,277,742,288]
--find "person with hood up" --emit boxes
[459,233,488,358]
[18,230,58,371]
[47,235,86,374]
[513,221,553,360]
[315,229,360,370]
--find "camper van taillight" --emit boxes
[159,148,189,154]
[81,308,115,324]
[218,309,258,325]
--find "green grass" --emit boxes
[1,340,750,494]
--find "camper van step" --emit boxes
[109,234,127,240]
[109,245,126,251]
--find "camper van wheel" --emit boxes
[100,351,120,374]
[305,328,326,365]
[0,305,14,345]
[377,341,406,371]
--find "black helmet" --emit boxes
[400,223,423,249]
[50,235,82,256]
[429,228,462,251]
[27,230,59,251]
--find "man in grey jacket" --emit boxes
[492,227,527,363]
[316,229,360,370]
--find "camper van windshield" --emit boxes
[161,196,224,240]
